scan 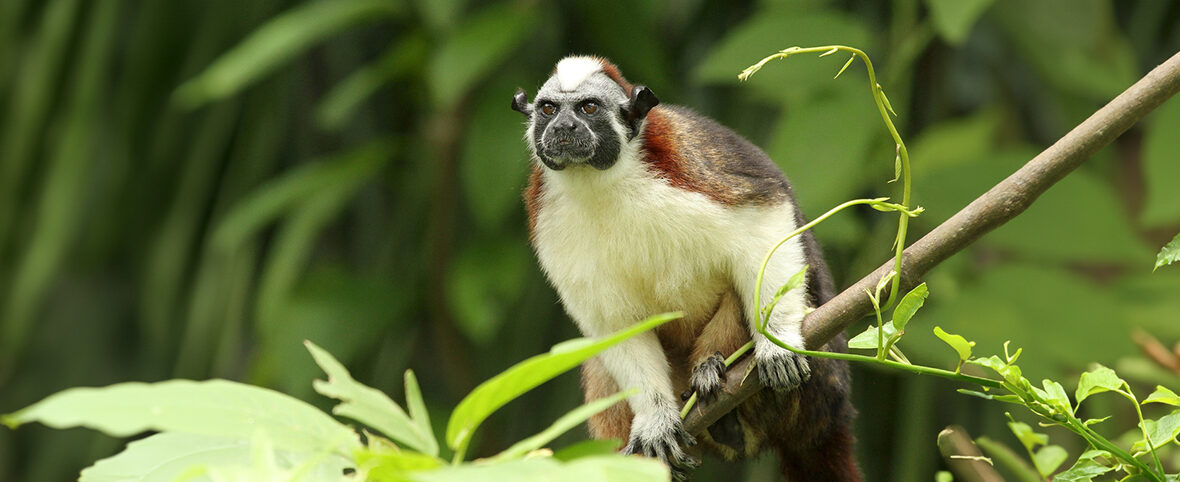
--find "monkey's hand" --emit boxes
[622,410,699,481]
[754,344,811,391]
[688,351,727,403]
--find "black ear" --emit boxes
[624,86,659,138]
[511,88,531,116]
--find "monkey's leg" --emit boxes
[686,290,748,403]
[581,356,633,443]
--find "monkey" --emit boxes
[512,56,860,481]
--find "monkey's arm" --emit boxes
[593,330,699,475]
[731,226,813,390]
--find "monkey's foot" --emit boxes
[689,351,727,403]
[755,347,811,391]
[623,415,699,481]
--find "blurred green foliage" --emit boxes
[1,0,1179,480]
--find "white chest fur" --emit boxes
[531,151,806,336]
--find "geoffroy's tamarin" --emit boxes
[513,56,861,481]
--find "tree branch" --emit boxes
[684,50,1180,434]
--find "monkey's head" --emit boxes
[513,56,659,171]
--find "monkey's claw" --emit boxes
[755,348,811,391]
[689,351,727,403]
[622,418,699,481]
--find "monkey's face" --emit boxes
[518,73,630,171]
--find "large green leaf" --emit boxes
[79,432,352,482]
[694,8,870,102]
[1053,450,1113,482]
[427,3,536,108]
[2,379,361,456]
[891,283,929,332]
[307,341,439,456]
[459,77,532,230]
[174,0,403,107]
[445,313,680,456]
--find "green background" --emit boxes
[1,0,1179,480]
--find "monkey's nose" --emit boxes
[554,119,576,131]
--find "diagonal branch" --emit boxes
[684,50,1180,435]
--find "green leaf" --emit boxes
[924,0,995,44]
[1040,379,1073,415]
[933,326,974,363]
[404,370,435,454]
[306,341,438,456]
[445,312,681,456]
[174,0,403,107]
[1144,386,1180,407]
[957,389,1022,404]
[1141,98,1180,227]
[935,471,953,482]
[891,283,928,331]
[413,455,668,482]
[458,76,532,230]
[78,432,351,482]
[1,379,361,455]
[1139,410,1180,450]
[694,9,870,102]
[1155,233,1180,272]
[358,448,445,482]
[848,321,898,350]
[428,3,536,108]
[1053,450,1113,482]
[763,265,809,317]
[1082,416,1110,427]
[1032,445,1067,477]
[490,389,636,462]
[1074,364,1124,405]
[1007,420,1048,452]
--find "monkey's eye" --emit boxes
[581,102,598,115]
[540,103,557,116]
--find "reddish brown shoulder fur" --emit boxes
[640,108,698,195]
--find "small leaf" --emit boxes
[891,283,929,331]
[848,321,898,350]
[1140,410,1180,449]
[934,326,975,363]
[1040,380,1072,415]
[1007,420,1048,452]
[879,85,898,117]
[1083,416,1110,427]
[445,313,680,455]
[356,448,445,481]
[490,389,636,462]
[763,265,809,317]
[935,471,953,482]
[957,389,1022,404]
[1144,386,1180,407]
[1053,449,1113,482]
[1075,364,1125,405]
[1032,445,1067,477]
[834,54,855,79]
[306,341,437,456]
[1155,233,1180,272]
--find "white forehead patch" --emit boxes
[555,56,604,92]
